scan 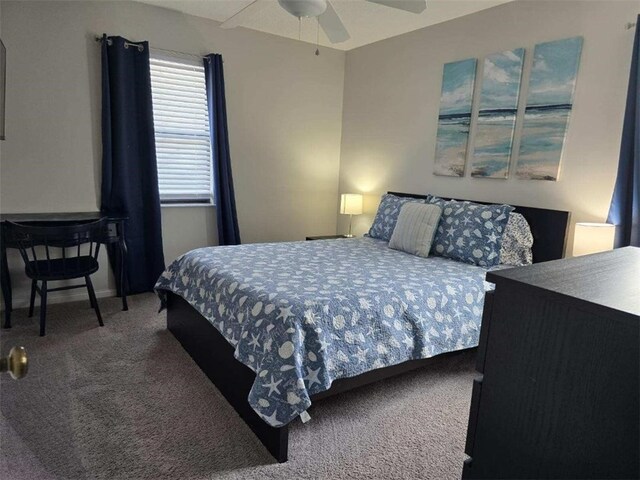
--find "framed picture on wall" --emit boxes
[0,37,5,140]
[433,58,477,177]
[516,36,583,181]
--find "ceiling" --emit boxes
[135,0,513,51]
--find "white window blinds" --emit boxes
[149,52,213,204]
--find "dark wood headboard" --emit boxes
[388,192,571,263]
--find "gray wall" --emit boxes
[0,0,345,307]
[337,0,637,255]
[0,0,636,309]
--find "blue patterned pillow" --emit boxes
[368,194,430,241]
[428,198,514,267]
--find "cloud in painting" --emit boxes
[440,79,474,113]
[527,37,583,106]
[532,56,550,73]
[484,59,511,83]
[438,58,477,115]
[528,78,576,105]
[478,48,525,110]
[502,50,522,63]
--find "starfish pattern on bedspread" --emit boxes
[155,237,496,427]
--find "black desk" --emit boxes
[0,212,129,328]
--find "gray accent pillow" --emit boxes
[389,203,443,257]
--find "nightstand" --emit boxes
[305,235,351,241]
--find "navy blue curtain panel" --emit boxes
[204,54,241,246]
[101,35,165,293]
[607,17,640,248]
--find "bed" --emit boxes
[156,192,570,462]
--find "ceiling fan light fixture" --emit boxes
[278,0,328,18]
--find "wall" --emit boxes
[337,0,637,254]
[1,0,636,310]
[0,1,345,308]
[0,0,2,167]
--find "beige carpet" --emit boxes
[0,293,475,480]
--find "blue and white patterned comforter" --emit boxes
[155,237,495,427]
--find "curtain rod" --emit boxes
[152,47,207,60]
[94,36,208,60]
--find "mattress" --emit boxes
[155,237,496,427]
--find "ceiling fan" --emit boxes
[220,0,428,44]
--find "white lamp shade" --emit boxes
[340,193,363,215]
[572,222,616,256]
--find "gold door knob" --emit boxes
[0,346,28,380]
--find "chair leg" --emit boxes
[39,281,47,337]
[28,280,37,318]
[85,276,104,327]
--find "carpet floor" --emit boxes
[0,293,476,480]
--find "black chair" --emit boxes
[6,219,108,336]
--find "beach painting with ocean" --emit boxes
[433,58,477,177]
[516,37,583,180]
[471,48,525,179]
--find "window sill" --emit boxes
[161,203,215,208]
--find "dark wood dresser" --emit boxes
[463,247,640,479]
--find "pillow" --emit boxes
[428,198,514,267]
[389,203,443,257]
[368,194,430,241]
[499,212,534,266]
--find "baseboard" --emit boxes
[0,289,118,312]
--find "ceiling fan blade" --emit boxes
[220,0,267,29]
[319,1,350,44]
[366,0,426,14]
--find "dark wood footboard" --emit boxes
[166,292,290,462]
[166,292,471,463]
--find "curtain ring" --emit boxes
[106,38,113,46]
[123,41,144,52]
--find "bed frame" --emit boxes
[167,193,570,462]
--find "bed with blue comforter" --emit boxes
[155,236,497,428]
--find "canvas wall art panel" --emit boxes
[433,58,477,177]
[516,36,583,180]
[0,38,5,141]
[471,48,525,179]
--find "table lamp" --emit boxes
[340,193,363,237]
[572,222,616,256]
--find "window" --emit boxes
[149,52,213,205]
